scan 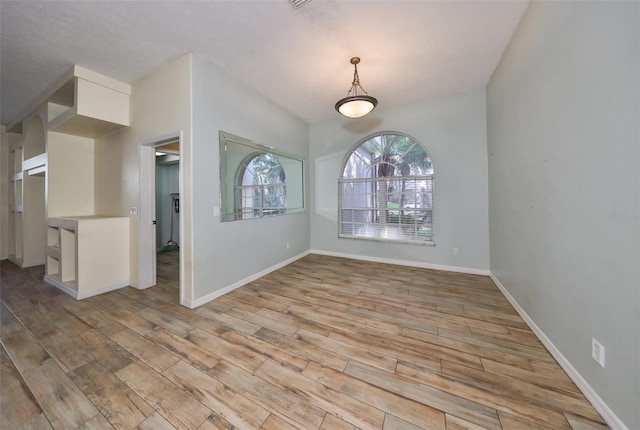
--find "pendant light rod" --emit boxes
[348,57,366,96]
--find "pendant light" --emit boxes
[335,57,378,118]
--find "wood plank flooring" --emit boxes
[0,253,609,430]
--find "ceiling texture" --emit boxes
[0,0,529,126]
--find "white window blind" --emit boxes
[339,175,434,244]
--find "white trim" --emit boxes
[77,282,131,300]
[129,280,139,288]
[6,65,130,132]
[337,234,436,247]
[7,256,23,267]
[183,251,311,309]
[138,131,184,304]
[74,65,131,95]
[138,143,157,290]
[44,275,129,300]
[23,153,47,171]
[43,276,76,297]
[310,249,490,276]
[6,256,45,268]
[489,273,629,430]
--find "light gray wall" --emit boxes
[155,162,180,248]
[487,1,639,428]
[191,54,309,300]
[310,89,490,271]
[0,126,8,259]
[95,54,193,292]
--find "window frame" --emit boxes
[219,130,305,222]
[338,131,435,246]
[235,152,287,219]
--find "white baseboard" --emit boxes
[489,273,628,430]
[44,275,77,298]
[184,251,311,309]
[7,256,23,267]
[76,281,131,300]
[6,257,46,269]
[44,275,130,300]
[310,249,491,276]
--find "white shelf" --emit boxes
[48,102,71,124]
[28,166,46,176]
[47,244,61,260]
[48,108,128,139]
[47,75,130,139]
[7,65,131,277]
[45,216,130,298]
[23,153,47,171]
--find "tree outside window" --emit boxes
[236,153,287,218]
[339,132,434,244]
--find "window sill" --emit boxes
[338,234,435,247]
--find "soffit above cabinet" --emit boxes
[9,65,131,139]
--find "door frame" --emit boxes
[138,131,183,304]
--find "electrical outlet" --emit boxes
[453,247,460,255]
[592,338,606,368]
[286,242,291,250]
[213,206,220,217]
[129,207,137,216]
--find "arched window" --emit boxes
[236,152,287,218]
[339,132,434,244]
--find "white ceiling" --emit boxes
[0,0,529,126]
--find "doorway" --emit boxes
[138,132,183,303]
[155,142,180,290]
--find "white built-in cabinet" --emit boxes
[46,216,129,298]
[6,65,132,299]
[7,114,47,267]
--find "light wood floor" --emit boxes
[156,249,180,287]
[0,254,609,430]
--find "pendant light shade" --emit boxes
[335,57,378,118]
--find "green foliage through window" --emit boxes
[339,132,435,245]
[236,153,287,218]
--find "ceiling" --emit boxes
[0,0,529,126]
